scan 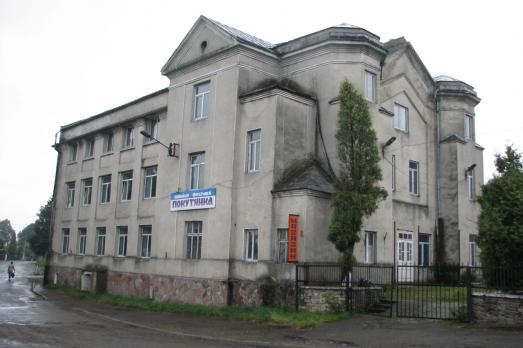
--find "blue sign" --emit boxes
[170,188,216,211]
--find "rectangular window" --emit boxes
[364,71,377,102]
[96,227,106,256]
[144,166,157,199]
[120,172,132,201]
[247,129,261,172]
[78,228,87,255]
[145,117,160,141]
[244,229,258,262]
[186,221,202,259]
[190,153,205,190]
[465,114,474,140]
[82,178,92,206]
[123,126,134,148]
[66,182,75,208]
[100,175,111,204]
[117,226,128,257]
[418,234,430,266]
[277,228,288,263]
[140,225,152,258]
[69,143,78,161]
[61,228,70,254]
[469,235,477,266]
[193,82,210,120]
[85,138,95,157]
[392,155,396,192]
[364,231,377,264]
[394,103,409,132]
[409,160,419,195]
[103,132,113,153]
[467,168,475,200]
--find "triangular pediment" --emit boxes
[161,16,239,75]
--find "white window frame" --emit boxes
[61,228,70,255]
[189,153,205,190]
[78,228,87,255]
[66,182,75,208]
[120,172,132,202]
[244,229,258,262]
[117,226,128,257]
[96,227,106,256]
[103,132,113,153]
[144,166,157,199]
[145,117,160,141]
[467,168,475,200]
[85,138,95,157]
[277,228,288,263]
[123,126,134,148]
[418,234,430,266]
[82,178,92,206]
[140,225,152,258]
[364,231,377,264]
[69,143,78,162]
[409,160,419,195]
[364,70,377,102]
[464,114,474,141]
[100,175,111,204]
[391,155,396,192]
[193,82,210,120]
[468,235,477,267]
[186,221,202,259]
[394,103,409,132]
[247,129,261,173]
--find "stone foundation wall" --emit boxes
[299,286,384,312]
[472,293,523,326]
[229,279,295,307]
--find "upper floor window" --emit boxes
[100,175,111,204]
[409,160,419,195]
[85,138,95,157]
[186,221,202,259]
[391,155,396,192]
[194,82,210,120]
[82,178,92,206]
[78,228,87,255]
[69,143,78,162]
[145,117,160,141]
[247,129,261,172]
[465,114,474,140]
[190,153,205,190]
[394,103,409,132]
[364,231,377,264]
[144,166,157,199]
[140,225,152,258]
[120,172,133,201]
[364,71,377,102]
[61,228,70,254]
[66,182,75,208]
[103,132,113,153]
[123,126,134,148]
[467,168,475,200]
[244,229,258,262]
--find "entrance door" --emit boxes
[397,231,413,282]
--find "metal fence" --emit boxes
[295,263,523,321]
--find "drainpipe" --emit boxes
[434,87,441,265]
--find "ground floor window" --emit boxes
[96,227,106,256]
[418,234,430,266]
[277,228,288,263]
[140,225,152,258]
[186,221,202,259]
[61,228,70,254]
[364,231,377,264]
[245,229,258,261]
[78,228,86,255]
[117,226,128,257]
[468,235,477,266]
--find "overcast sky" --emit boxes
[1,0,522,232]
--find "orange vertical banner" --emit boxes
[288,214,299,263]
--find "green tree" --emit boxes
[0,219,15,258]
[327,80,388,265]
[28,198,52,256]
[478,145,523,268]
[17,223,36,259]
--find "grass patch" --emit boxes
[49,286,347,328]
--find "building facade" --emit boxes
[48,16,483,305]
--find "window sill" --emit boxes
[245,259,258,263]
[143,140,159,148]
[100,202,111,205]
[121,146,135,153]
[192,116,209,122]
[83,157,95,162]
[101,152,114,157]
[394,127,409,134]
[66,161,78,165]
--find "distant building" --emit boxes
[48,16,483,305]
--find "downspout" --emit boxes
[46,131,62,285]
[313,96,335,179]
[434,86,441,265]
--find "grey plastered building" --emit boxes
[48,16,483,305]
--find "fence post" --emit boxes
[295,264,299,312]
[466,266,472,321]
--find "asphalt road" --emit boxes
[1,261,522,348]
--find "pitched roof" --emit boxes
[203,16,275,51]
[273,160,334,194]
